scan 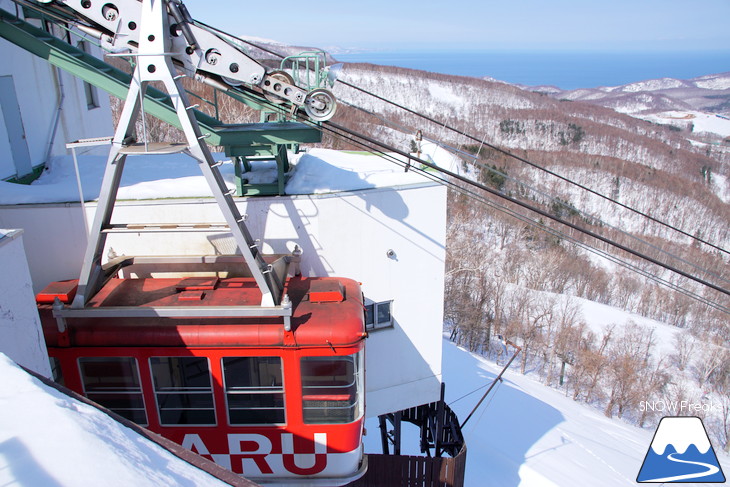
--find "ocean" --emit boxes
[335,50,730,90]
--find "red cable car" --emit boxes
[37,274,367,485]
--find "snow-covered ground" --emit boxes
[0,353,230,487]
[640,111,730,138]
[362,292,730,487]
[540,71,730,141]
[713,173,730,204]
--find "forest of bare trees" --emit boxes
[444,188,729,452]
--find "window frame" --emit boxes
[149,356,217,427]
[77,356,148,426]
[222,356,286,426]
[301,352,364,425]
[364,299,394,332]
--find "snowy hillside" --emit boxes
[334,63,722,170]
[439,338,729,487]
[541,72,730,114]
[333,62,728,316]
[333,63,729,235]
[538,72,730,138]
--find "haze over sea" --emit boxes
[336,50,730,90]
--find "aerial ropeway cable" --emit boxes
[324,94,730,291]
[417,135,730,289]
[202,33,730,304]
[168,24,728,259]
[315,120,729,299]
[333,78,729,258]
[303,115,730,314]
[17,3,725,308]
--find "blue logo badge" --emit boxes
[637,416,726,483]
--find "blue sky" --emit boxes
[182,0,730,51]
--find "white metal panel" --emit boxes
[0,230,52,377]
[0,102,14,179]
[0,76,32,178]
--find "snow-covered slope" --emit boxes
[540,72,730,137]
[439,339,729,487]
[547,72,730,114]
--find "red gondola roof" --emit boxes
[38,276,366,349]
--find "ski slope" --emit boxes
[438,339,729,487]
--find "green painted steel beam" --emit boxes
[0,8,225,142]
[0,8,321,149]
[217,122,321,154]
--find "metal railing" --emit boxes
[349,445,467,487]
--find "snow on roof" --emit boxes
[285,149,429,194]
[0,228,21,244]
[0,147,450,205]
[0,353,231,487]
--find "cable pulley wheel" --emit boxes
[304,88,337,122]
[263,70,296,104]
[221,77,244,87]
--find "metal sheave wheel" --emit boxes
[263,70,296,104]
[304,88,337,122]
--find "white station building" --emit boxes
[1,151,448,417]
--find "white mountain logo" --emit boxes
[637,416,726,483]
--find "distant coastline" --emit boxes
[335,50,730,90]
